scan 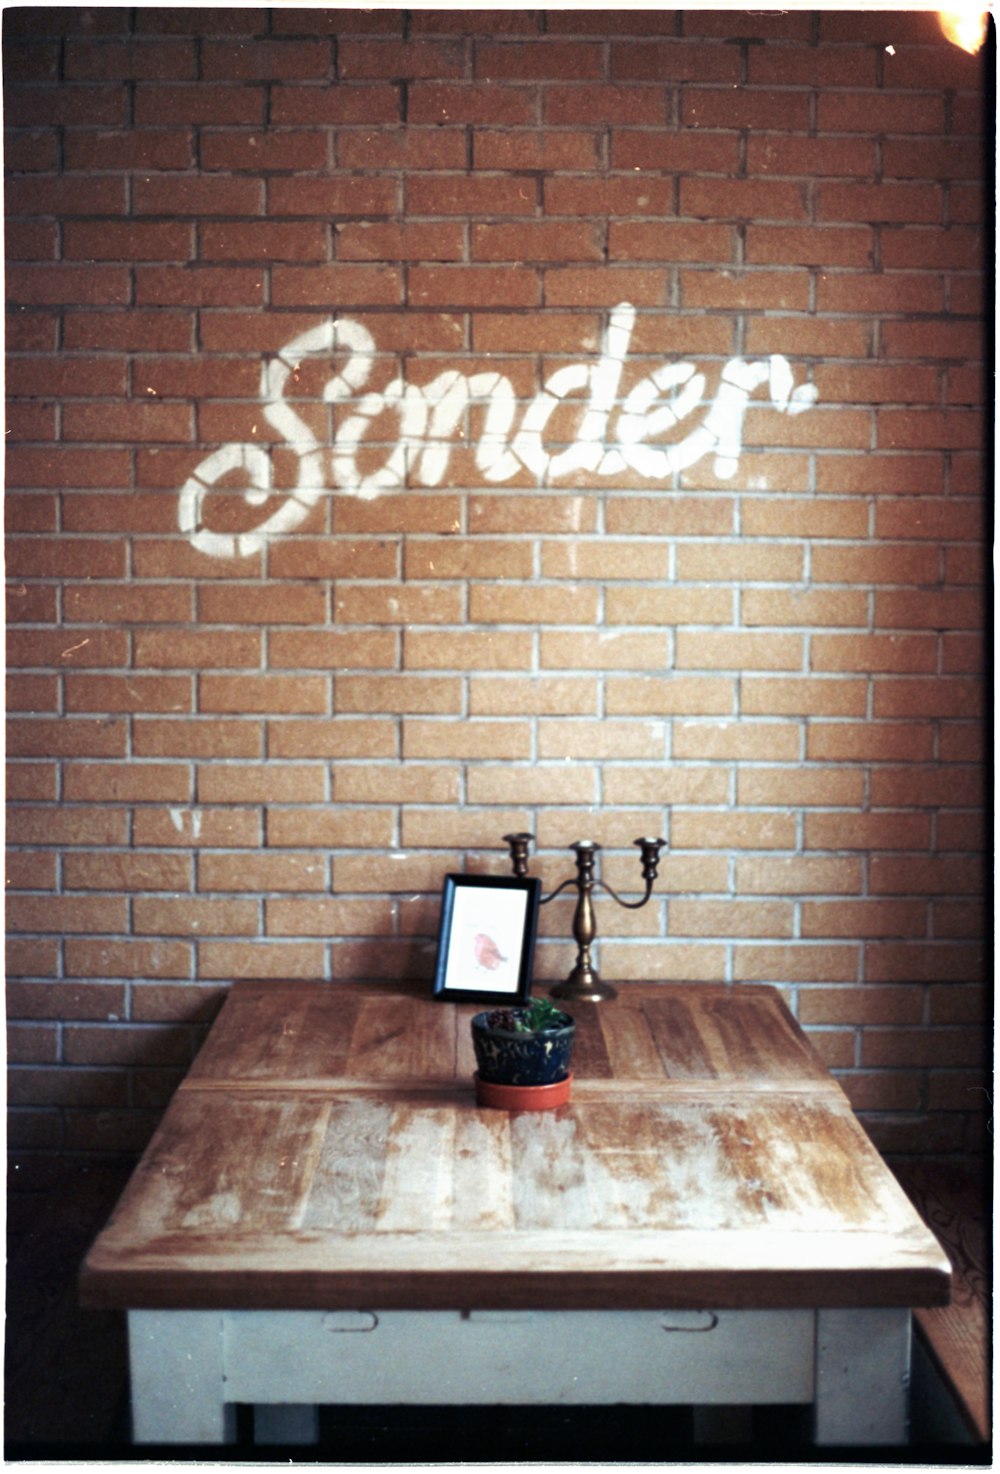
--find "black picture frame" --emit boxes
[432,873,541,1004]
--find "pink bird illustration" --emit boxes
[474,933,507,971]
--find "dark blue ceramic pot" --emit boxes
[471,1007,576,1087]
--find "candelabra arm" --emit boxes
[538,876,578,906]
[593,875,656,910]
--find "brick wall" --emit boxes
[4,7,989,1163]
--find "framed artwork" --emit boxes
[432,874,541,1004]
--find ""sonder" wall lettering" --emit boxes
[178,303,818,560]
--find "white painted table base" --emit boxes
[127,1305,911,1447]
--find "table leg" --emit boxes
[128,1310,235,1444]
[253,1403,320,1444]
[814,1308,911,1446]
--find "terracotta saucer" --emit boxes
[474,1072,573,1111]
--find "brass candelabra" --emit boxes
[503,832,666,1003]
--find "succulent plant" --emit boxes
[484,997,569,1034]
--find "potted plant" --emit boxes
[471,996,577,1110]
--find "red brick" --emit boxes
[473,129,599,171]
[818,182,944,225]
[5,937,60,977]
[874,499,984,544]
[269,176,398,216]
[6,82,128,127]
[609,221,732,263]
[818,92,946,135]
[671,900,793,937]
[135,265,265,307]
[65,673,193,714]
[340,39,466,80]
[337,221,464,261]
[334,585,461,626]
[132,807,261,850]
[6,530,127,571]
[341,126,466,170]
[201,674,328,715]
[612,39,740,82]
[200,221,327,262]
[63,310,194,351]
[7,718,128,761]
[6,264,121,310]
[681,178,808,222]
[477,41,602,80]
[742,589,866,628]
[741,497,869,538]
[5,767,58,803]
[7,174,127,216]
[545,84,667,127]
[473,221,603,262]
[134,82,264,125]
[811,634,937,673]
[201,129,327,171]
[199,763,326,804]
[6,311,57,352]
[274,263,403,308]
[742,676,867,717]
[274,8,402,35]
[334,675,461,715]
[805,812,932,853]
[881,226,984,271]
[873,676,983,720]
[274,807,395,854]
[6,219,55,260]
[201,38,332,80]
[406,82,531,126]
[61,401,193,443]
[806,722,934,763]
[685,89,811,131]
[64,845,192,893]
[820,272,943,315]
[746,225,873,268]
[794,890,926,937]
[8,894,128,935]
[5,127,60,170]
[134,719,262,759]
[410,11,537,36]
[811,544,939,585]
[8,626,128,668]
[8,1025,59,1064]
[6,984,124,1020]
[134,629,261,669]
[409,174,535,216]
[63,37,196,79]
[63,1022,193,1067]
[883,138,985,181]
[409,265,539,308]
[750,45,877,87]
[744,319,869,359]
[133,175,264,216]
[893,752,985,808]
[7,674,58,712]
[547,176,676,218]
[64,127,194,170]
[199,851,328,893]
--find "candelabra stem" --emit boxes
[549,841,619,1003]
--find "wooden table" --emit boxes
[80,980,950,1448]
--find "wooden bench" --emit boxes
[895,1161,990,1445]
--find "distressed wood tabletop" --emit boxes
[80,980,950,1313]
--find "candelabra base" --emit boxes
[549,971,618,1004]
